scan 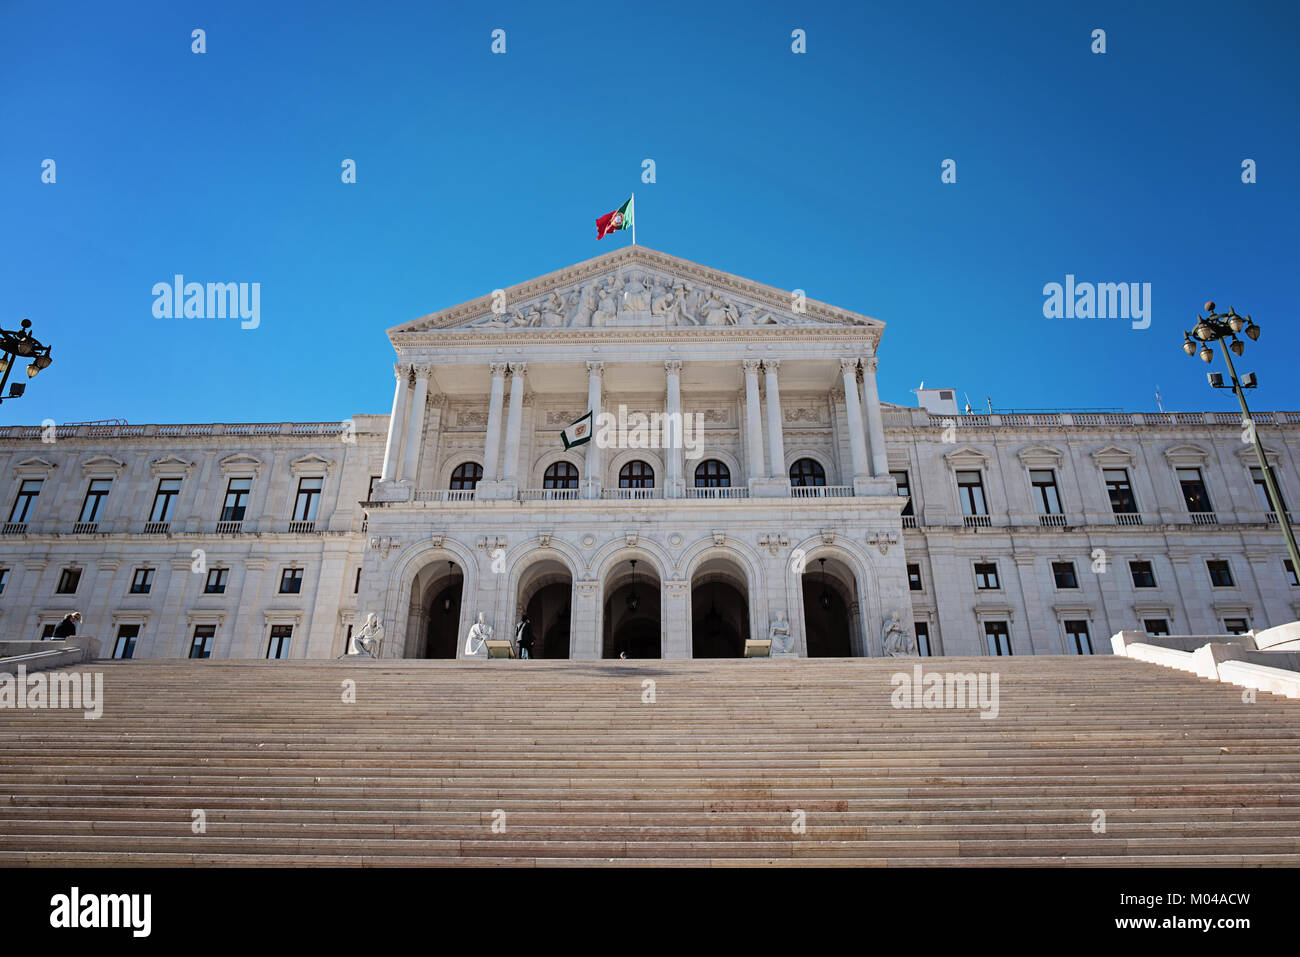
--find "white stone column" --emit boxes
[664,360,683,498]
[380,363,411,482]
[764,359,786,479]
[482,362,509,481]
[502,362,527,487]
[400,364,431,486]
[860,355,889,476]
[584,361,604,499]
[742,359,766,483]
[841,358,870,481]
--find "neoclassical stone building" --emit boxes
[2,247,1298,659]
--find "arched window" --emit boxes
[449,462,483,491]
[543,461,580,489]
[694,459,731,488]
[789,458,826,487]
[619,460,655,488]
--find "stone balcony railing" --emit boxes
[0,421,354,441]
[878,409,1300,429]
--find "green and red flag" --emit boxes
[596,196,634,239]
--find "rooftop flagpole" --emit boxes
[631,192,636,246]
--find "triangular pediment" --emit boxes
[390,246,882,338]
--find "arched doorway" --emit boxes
[690,556,750,658]
[802,556,856,657]
[516,558,573,659]
[603,557,661,658]
[409,559,463,658]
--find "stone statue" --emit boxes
[882,611,916,657]
[698,289,732,326]
[769,611,795,656]
[347,613,385,658]
[621,272,651,312]
[540,292,567,327]
[464,612,493,656]
[568,285,596,327]
[592,277,620,326]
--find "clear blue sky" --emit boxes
[1,0,1296,425]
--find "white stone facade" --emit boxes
[1,246,1297,659]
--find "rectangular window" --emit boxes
[56,568,81,594]
[1130,561,1157,588]
[129,568,154,594]
[79,479,112,523]
[974,562,999,590]
[293,477,323,521]
[907,563,923,591]
[891,470,913,516]
[1251,467,1288,513]
[150,478,182,522]
[204,567,229,594]
[956,470,987,516]
[1064,619,1093,655]
[1207,560,1234,587]
[1030,469,1062,515]
[1104,469,1137,514]
[112,624,140,659]
[40,624,57,639]
[1223,618,1249,635]
[189,625,216,659]
[1051,561,1078,589]
[9,479,42,523]
[1286,559,1298,587]
[354,567,362,594]
[280,568,304,594]
[221,478,251,521]
[984,621,1012,656]
[0,568,8,594]
[267,624,293,659]
[1177,468,1213,513]
[914,621,931,656]
[1143,618,1170,636]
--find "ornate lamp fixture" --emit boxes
[626,559,640,612]
[818,558,832,610]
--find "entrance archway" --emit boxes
[411,559,463,658]
[690,557,750,658]
[802,556,856,657]
[603,558,661,658]
[516,558,573,659]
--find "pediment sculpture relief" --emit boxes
[460,266,858,332]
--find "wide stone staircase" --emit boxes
[1,655,1298,866]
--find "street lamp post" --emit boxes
[0,318,54,405]
[1182,302,1300,579]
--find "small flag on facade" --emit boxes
[596,196,634,240]
[561,410,594,449]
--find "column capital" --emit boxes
[395,361,413,380]
[585,360,605,376]
[861,356,879,374]
[664,359,683,375]
[763,358,781,374]
[840,357,860,376]
[489,362,510,377]
[742,358,763,375]
[507,361,528,377]
[412,363,433,380]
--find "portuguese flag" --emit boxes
[596,196,634,239]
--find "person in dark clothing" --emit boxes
[52,612,81,639]
[515,613,536,659]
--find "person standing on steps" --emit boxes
[52,612,81,639]
[515,613,535,660]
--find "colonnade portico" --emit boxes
[373,354,895,501]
